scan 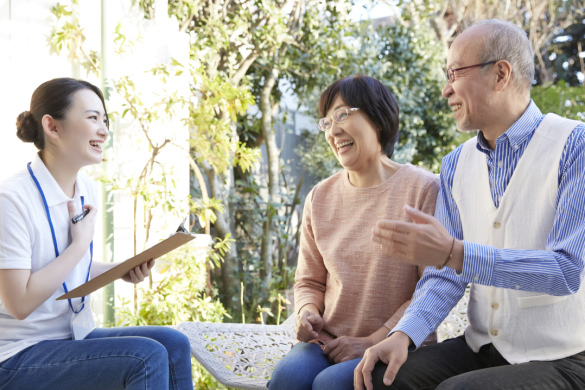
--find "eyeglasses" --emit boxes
[318,107,360,132]
[445,61,498,83]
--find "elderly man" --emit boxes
[355,19,585,390]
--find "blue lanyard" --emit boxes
[27,162,93,314]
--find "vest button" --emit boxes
[493,222,501,229]
[492,302,499,310]
[491,329,499,336]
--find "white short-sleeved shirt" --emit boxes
[0,153,96,363]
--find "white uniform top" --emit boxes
[0,153,95,363]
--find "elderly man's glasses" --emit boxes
[318,107,360,132]
[445,61,498,83]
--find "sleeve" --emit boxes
[383,299,409,331]
[462,125,585,295]
[391,148,468,348]
[415,174,441,279]
[383,173,441,332]
[294,187,327,315]
[0,191,33,269]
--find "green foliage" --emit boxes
[296,21,468,177]
[189,197,224,233]
[115,244,227,326]
[374,23,455,169]
[47,0,271,386]
[532,81,585,121]
[269,291,292,326]
[143,0,356,317]
[191,356,229,390]
[208,233,236,268]
[284,0,355,97]
[115,243,230,390]
[237,0,356,318]
[185,68,258,174]
[113,22,142,56]
[395,0,585,86]
[232,175,274,321]
[231,173,297,324]
[47,1,99,77]
[295,130,340,182]
[352,22,462,172]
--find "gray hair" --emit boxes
[467,19,534,92]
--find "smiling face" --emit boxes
[324,94,382,172]
[442,26,496,132]
[54,89,109,168]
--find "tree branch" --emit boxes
[231,51,260,85]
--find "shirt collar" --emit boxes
[476,100,542,153]
[29,153,79,207]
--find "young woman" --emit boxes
[268,75,439,390]
[0,78,193,389]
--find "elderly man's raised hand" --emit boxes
[354,332,411,390]
[295,307,323,342]
[372,205,462,270]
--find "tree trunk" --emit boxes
[201,109,241,314]
[259,67,280,294]
[202,159,240,313]
[535,48,554,85]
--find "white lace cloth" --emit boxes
[178,290,469,390]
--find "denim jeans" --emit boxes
[370,335,585,390]
[268,342,361,390]
[0,326,193,390]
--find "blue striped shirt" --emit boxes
[393,101,585,348]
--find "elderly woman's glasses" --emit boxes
[318,107,360,132]
[445,61,498,83]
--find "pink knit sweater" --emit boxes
[294,163,439,344]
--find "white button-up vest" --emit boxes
[452,113,585,364]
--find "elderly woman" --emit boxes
[267,75,439,390]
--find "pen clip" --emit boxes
[176,217,189,234]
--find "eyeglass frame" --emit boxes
[318,107,360,132]
[445,61,499,83]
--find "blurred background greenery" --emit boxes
[42,0,585,387]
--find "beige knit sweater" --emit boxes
[294,163,439,344]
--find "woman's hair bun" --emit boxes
[16,111,39,143]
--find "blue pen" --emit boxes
[72,209,90,224]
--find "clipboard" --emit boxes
[57,231,195,300]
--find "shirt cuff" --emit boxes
[461,241,495,285]
[390,313,433,351]
[0,258,31,269]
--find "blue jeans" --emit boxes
[0,326,193,390]
[268,342,360,390]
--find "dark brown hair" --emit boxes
[16,78,108,150]
[318,75,399,158]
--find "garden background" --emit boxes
[0,0,584,387]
